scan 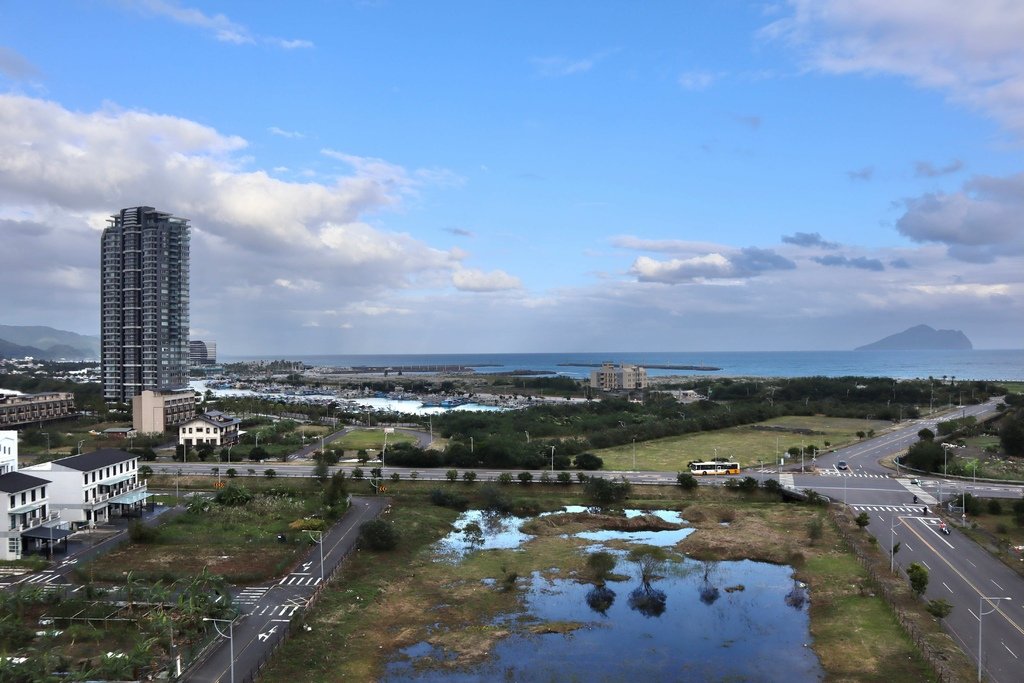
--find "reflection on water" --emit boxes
[391,508,823,682]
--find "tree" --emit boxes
[585,476,631,505]
[249,446,269,462]
[556,471,572,485]
[264,468,277,479]
[855,512,871,529]
[138,465,153,480]
[446,469,459,482]
[587,551,617,583]
[462,470,478,484]
[226,468,237,478]
[517,471,533,485]
[907,562,929,596]
[917,427,935,441]
[676,472,698,490]
[806,516,824,543]
[627,545,668,584]
[313,459,329,482]
[360,519,399,550]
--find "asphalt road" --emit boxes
[184,496,389,683]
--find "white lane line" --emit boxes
[991,579,1004,591]
[921,560,932,571]
[1004,643,1018,658]
[969,608,980,622]
[966,558,977,568]
[905,543,913,552]
[942,582,953,594]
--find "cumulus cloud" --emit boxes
[812,255,885,271]
[136,0,313,48]
[452,268,522,292]
[763,0,1024,133]
[915,159,964,177]
[630,248,795,284]
[896,172,1024,261]
[781,231,839,249]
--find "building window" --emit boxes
[7,538,17,553]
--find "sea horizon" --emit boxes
[220,349,1024,382]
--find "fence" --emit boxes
[828,505,962,683]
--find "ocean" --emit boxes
[221,349,1024,381]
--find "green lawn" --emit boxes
[330,428,417,451]
[594,415,892,471]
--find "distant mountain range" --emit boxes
[855,325,973,351]
[0,325,99,360]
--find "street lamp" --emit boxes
[550,445,555,472]
[632,438,636,471]
[940,443,954,505]
[43,432,50,456]
[77,440,84,455]
[470,436,474,454]
[525,431,530,443]
[305,529,325,584]
[978,596,1012,682]
[203,617,235,683]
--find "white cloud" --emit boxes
[452,269,522,292]
[764,0,1024,133]
[0,47,41,80]
[531,53,606,77]
[273,278,321,292]
[268,126,304,139]
[678,70,717,90]
[135,0,313,49]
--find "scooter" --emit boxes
[912,495,918,504]
[920,506,928,516]
[939,522,950,536]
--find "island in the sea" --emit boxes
[855,324,973,351]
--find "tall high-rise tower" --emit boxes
[101,206,190,403]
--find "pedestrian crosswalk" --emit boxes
[248,601,304,618]
[278,573,322,587]
[235,586,270,606]
[851,505,928,514]
[14,570,61,585]
[827,472,889,479]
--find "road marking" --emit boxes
[965,558,977,568]
[1004,643,1017,658]
[942,582,953,594]
[258,625,278,642]
[920,560,932,571]
[991,579,1004,591]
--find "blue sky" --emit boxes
[1,1,1022,354]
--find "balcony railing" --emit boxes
[10,511,60,532]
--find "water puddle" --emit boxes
[401,508,823,681]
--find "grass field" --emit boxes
[257,484,954,682]
[594,415,893,471]
[330,428,417,451]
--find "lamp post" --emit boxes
[43,432,50,456]
[202,617,235,683]
[77,440,84,455]
[470,436,474,454]
[525,431,530,443]
[940,443,953,506]
[632,438,636,471]
[305,529,325,584]
[890,514,896,573]
[978,596,1011,682]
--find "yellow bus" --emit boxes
[688,460,741,475]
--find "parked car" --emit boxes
[837,460,849,470]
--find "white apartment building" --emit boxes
[589,362,649,391]
[22,449,147,529]
[1,471,63,561]
[179,410,241,448]
[0,430,17,474]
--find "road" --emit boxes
[185,496,389,683]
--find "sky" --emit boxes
[1,1,1023,355]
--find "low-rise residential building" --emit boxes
[589,362,648,391]
[1,471,64,561]
[0,392,76,427]
[132,388,196,434]
[0,430,16,474]
[101,427,137,440]
[179,410,241,448]
[22,449,147,529]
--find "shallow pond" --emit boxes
[390,508,823,682]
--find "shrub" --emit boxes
[517,471,534,485]
[445,469,458,482]
[574,453,603,470]
[462,470,477,484]
[360,519,399,551]
[855,512,871,529]
[497,472,514,486]
[264,468,277,479]
[676,472,698,490]
[762,478,782,494]
[128,521,160,543]
[737,476,758,493]
[987,499,1003,515]
[926,599,953,619]
[556,471,572,485]
[806,517,823,543]
[539,471,552,484]
[429,489,468,510]
[587,551,617,583]
[390,472,401,482]
[352,467,364,480]
[480,484,512,514]
[226,468,237,478]
[585,476,631,505]
[215,483,254,506]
